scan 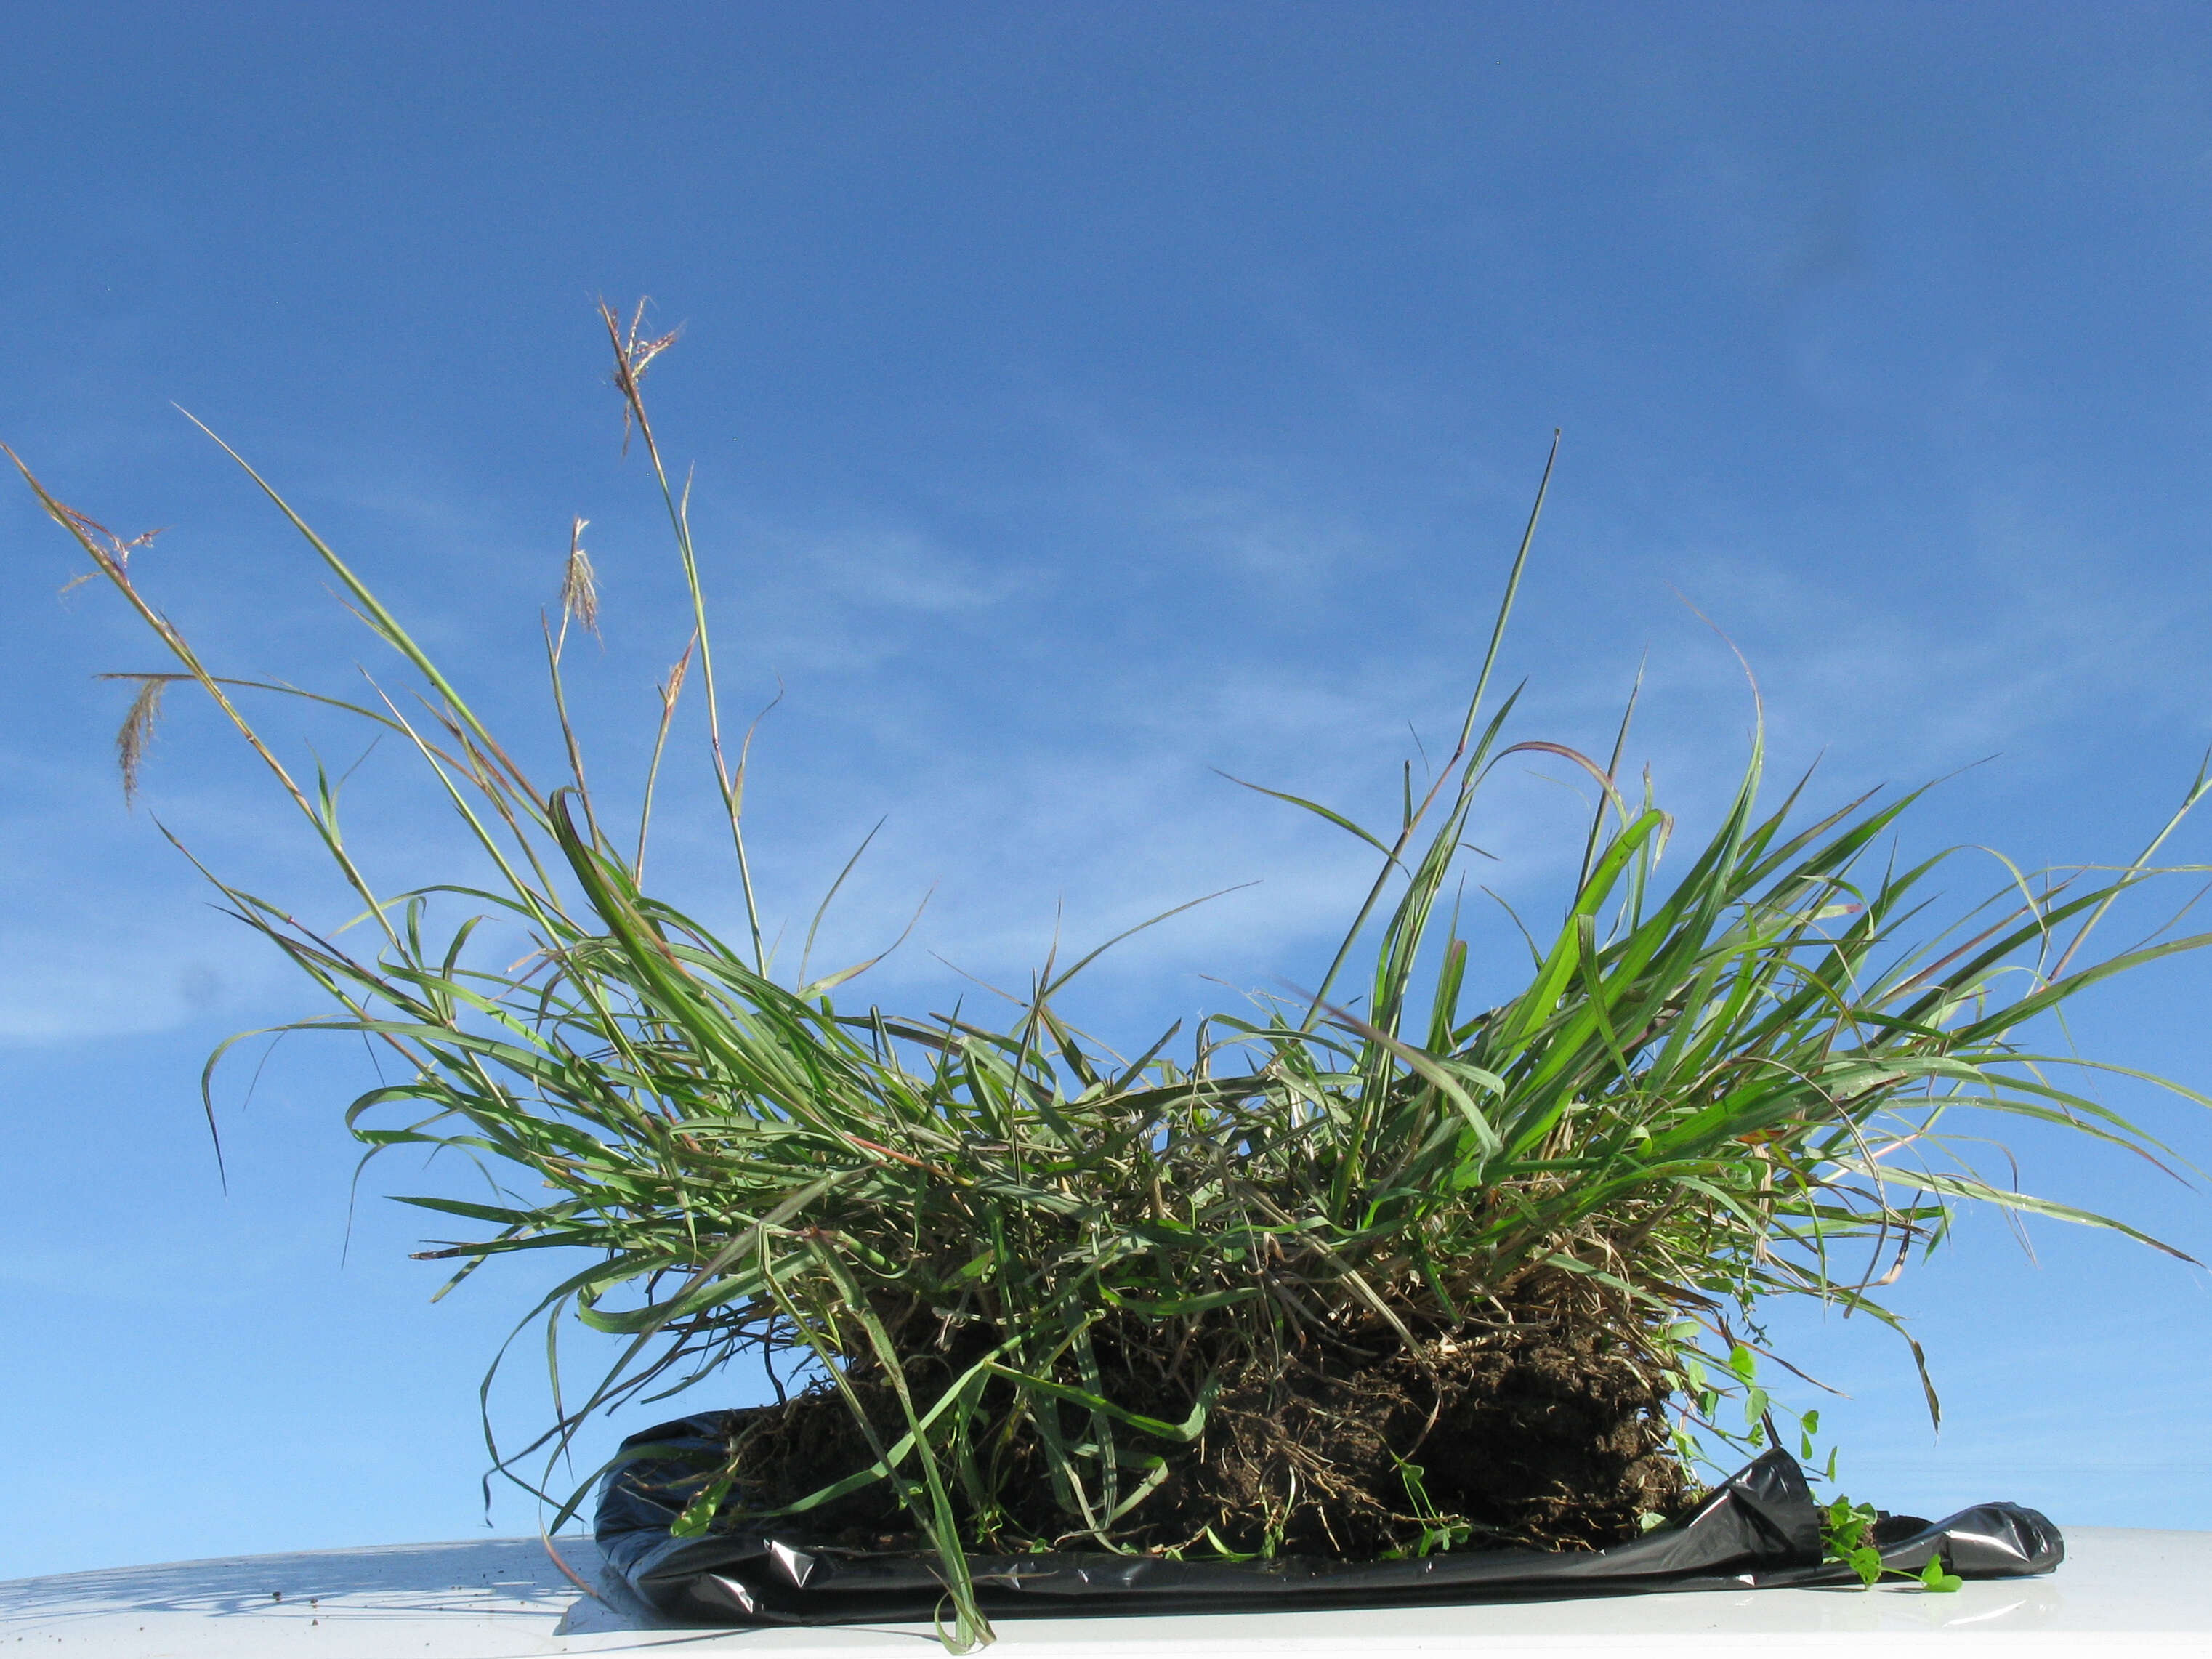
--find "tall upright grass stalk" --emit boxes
[12,312,2211,1650]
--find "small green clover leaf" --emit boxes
[1920,1557,1963,1594]
[1823,1493,1964,1592]
[1820,1494,1885,1588]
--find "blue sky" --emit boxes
[7,3,2212,1576]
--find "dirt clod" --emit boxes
[715,1283,1689,1560]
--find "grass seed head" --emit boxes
[560,515,600,638]
[114,674,169,806]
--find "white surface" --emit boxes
[2,1530,2208,1656]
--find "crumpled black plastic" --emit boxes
[595,1409,2063,1626]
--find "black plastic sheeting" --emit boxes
[596,1409,2063,1626]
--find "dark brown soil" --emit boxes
[720,1292,1690,1560]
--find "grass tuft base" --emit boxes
[727,1282,1688,1560]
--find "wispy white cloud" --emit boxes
[21,403,2207,1059]
[807,524,1012,616]
[0,930,243,1043]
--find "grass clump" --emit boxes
[13,307,2210,1650]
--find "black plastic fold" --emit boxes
[595,1410,2062,1626]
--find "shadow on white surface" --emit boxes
[0,1535,589,1619]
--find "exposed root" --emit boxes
[714,1280,1690,1559]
